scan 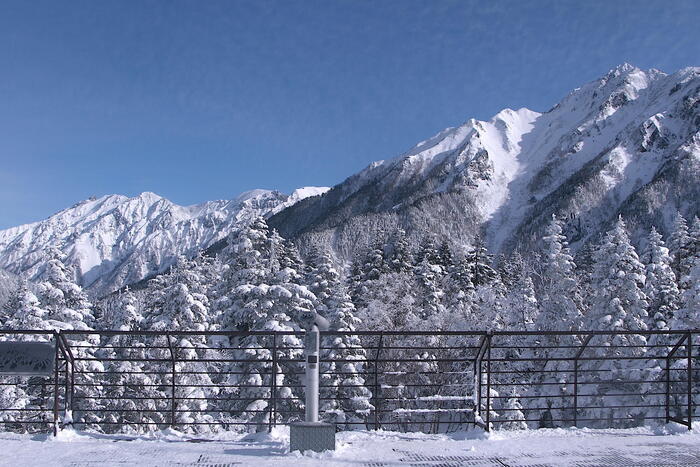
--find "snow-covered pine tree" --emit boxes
[217,217,308,431]
[386,228,413,273]
[0,281,62,431]
[306,248,372,428]
[349,237,388,311]
[414,235,439,266]
[669,212,692,284]
[537,215,584,332]
[144,256,218,432]
[580,217,649,427]
[109,287,141,331]
[499,389,527,431]
[523,215,583,427]
[0,283,55,432]
[642,227,680,330]
[413,256,445,320]
[674,256,700,329]
[466,237,497,287]
[38,247,95,330]
[2,282,54,332]
[34,248,104,428]
[99,287,167,433]
[442,248,475,329]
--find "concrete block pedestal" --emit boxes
[289,422,336,452]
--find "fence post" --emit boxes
[667,333,689,425]
[573,334,593,428]
[57,333,75,427]
[53,331,59,437]
[373,333,384,431]
[485,332,492,432]
[688,332,693,431]
[269,333,277,432]
[473,334,488,426]
[166,333,177,429]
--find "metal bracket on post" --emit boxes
[166,334,177,429]
[573,334,593,428]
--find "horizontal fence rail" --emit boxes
[0,329,697,435]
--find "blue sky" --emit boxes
[1,0,699,229]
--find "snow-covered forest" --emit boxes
[1,210,699,433]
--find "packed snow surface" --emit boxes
[0,424,699,466]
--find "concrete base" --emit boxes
[289,422,336,452]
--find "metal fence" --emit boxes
[0,329,696,435]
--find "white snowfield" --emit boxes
[1,424,699,466]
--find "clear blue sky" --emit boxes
[1,0,699,229]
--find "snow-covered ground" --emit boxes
[1,424,699,466]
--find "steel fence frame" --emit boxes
[0,329,696,435]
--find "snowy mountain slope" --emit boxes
[269,64,700,258]
[0,188,326,296]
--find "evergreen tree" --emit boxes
[674,257,700,329]
[109,287,142,331]
[669,212,692,283]
[536,215,583,332]
[3,282,53,331]
[466,238,497,287]
[581,217,649,427]
[386,228,413,273]
[413,256,445,319]
[641,228,680,330]
[38,247,95,330]
[217,217,310,430]
[586,218,649,333]
[499,389,527,430]
[306,248,372,428]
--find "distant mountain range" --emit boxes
[0,188,328,296]
[1,63,698,297]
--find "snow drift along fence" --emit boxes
[0,330,696,435]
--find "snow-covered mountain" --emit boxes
[1,64,698,295]
[269,64,700,259]
[0,188,327,296]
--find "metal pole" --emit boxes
[269,333,277,432]
[573,334,593,428]
[688,332,693,430]
[667,333,688,424]
[485,333,492,432]
[666,354,671,424]
[53,331,59,436]
[474,335,487,424]
[374,333,384,431]
[166,334,176,428]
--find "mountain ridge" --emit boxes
[1,63,699,296]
